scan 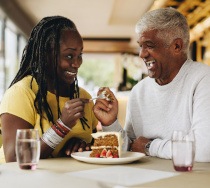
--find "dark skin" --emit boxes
[93,87,118,127]
[1,29,91,162]
[138,30,187,85]
[94,29,188,154]
[56,30,93,156]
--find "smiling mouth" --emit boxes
[146,60,155,69]
[66,71,77,76]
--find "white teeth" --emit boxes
[146,60,155,68]
[66,71,76,75]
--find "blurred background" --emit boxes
[0,0,210,127]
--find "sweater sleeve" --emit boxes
[102,119,132,151]
[191,74,210,162]
[102,100,134,151]
[149,139,172,159]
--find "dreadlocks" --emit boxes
[9,16,89,133]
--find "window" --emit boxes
[0,17,5,100]
[0,9,27,100]
[78,53,117,96]
[5,27,18,89]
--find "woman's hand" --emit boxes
[60,98,89,129]
[61,137,91,157]
[93,87,118,126]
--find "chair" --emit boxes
[0,129,2,148]
[117,96,128,128]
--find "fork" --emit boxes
[89,93,106,101]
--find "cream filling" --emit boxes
[91,146,118,149]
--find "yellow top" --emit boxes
[0,75,98,158]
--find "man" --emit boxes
[93,8,210,162]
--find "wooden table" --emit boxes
[0,156,209,188]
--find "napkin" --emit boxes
[67,166,179,186]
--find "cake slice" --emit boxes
[90,132,122,158]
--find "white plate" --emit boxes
[71,151,145,165]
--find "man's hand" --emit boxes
[93,87,118,126]
[130,136,151,154]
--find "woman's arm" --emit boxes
[1,113,54,162]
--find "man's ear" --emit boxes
[173,38,183,53]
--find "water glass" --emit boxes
[16,129,40,170]
[172,130,195,172]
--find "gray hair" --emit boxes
[135,7,190,54]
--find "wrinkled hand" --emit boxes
[60,98,89,129]
[130,136,151,154]
[93,87,118,126]
[62,137,91,157]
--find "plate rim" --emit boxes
[71,151,145,165]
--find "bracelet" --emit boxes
[51,124,65,138]
[55,123,67,135]
[56,122,69,134]
[57,118,71,132]
[42,126,64,149]
[145,141,152,156]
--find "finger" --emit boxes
[95,100,112,112]
[80,98,90,104]
[65,100,85,109]
[71,141,81,153]
[65,139,76,156]
[73,111,85,120]
[64,101,72,109]
[63,103,85,123]
[78,140,87,152]
[65,147,72,156]
[99,87,106,91]
[85,143,91,151]
[68,106,85,116]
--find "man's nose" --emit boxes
[139,48,149,59]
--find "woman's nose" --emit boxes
[72,59,82,68]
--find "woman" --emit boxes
[0,16,98,162]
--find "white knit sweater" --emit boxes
[103,59,210,162]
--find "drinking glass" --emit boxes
[172,130,195,172]
[16,129,40,170]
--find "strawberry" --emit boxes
[113,154,119,158]
[100,149,107,158]
[106,150,113,158]
[95,153,100,158]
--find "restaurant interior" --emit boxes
[1,1,210,187]
[1,0,210,130]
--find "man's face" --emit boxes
[137,29,176,85]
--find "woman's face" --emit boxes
[57,29,83,86]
